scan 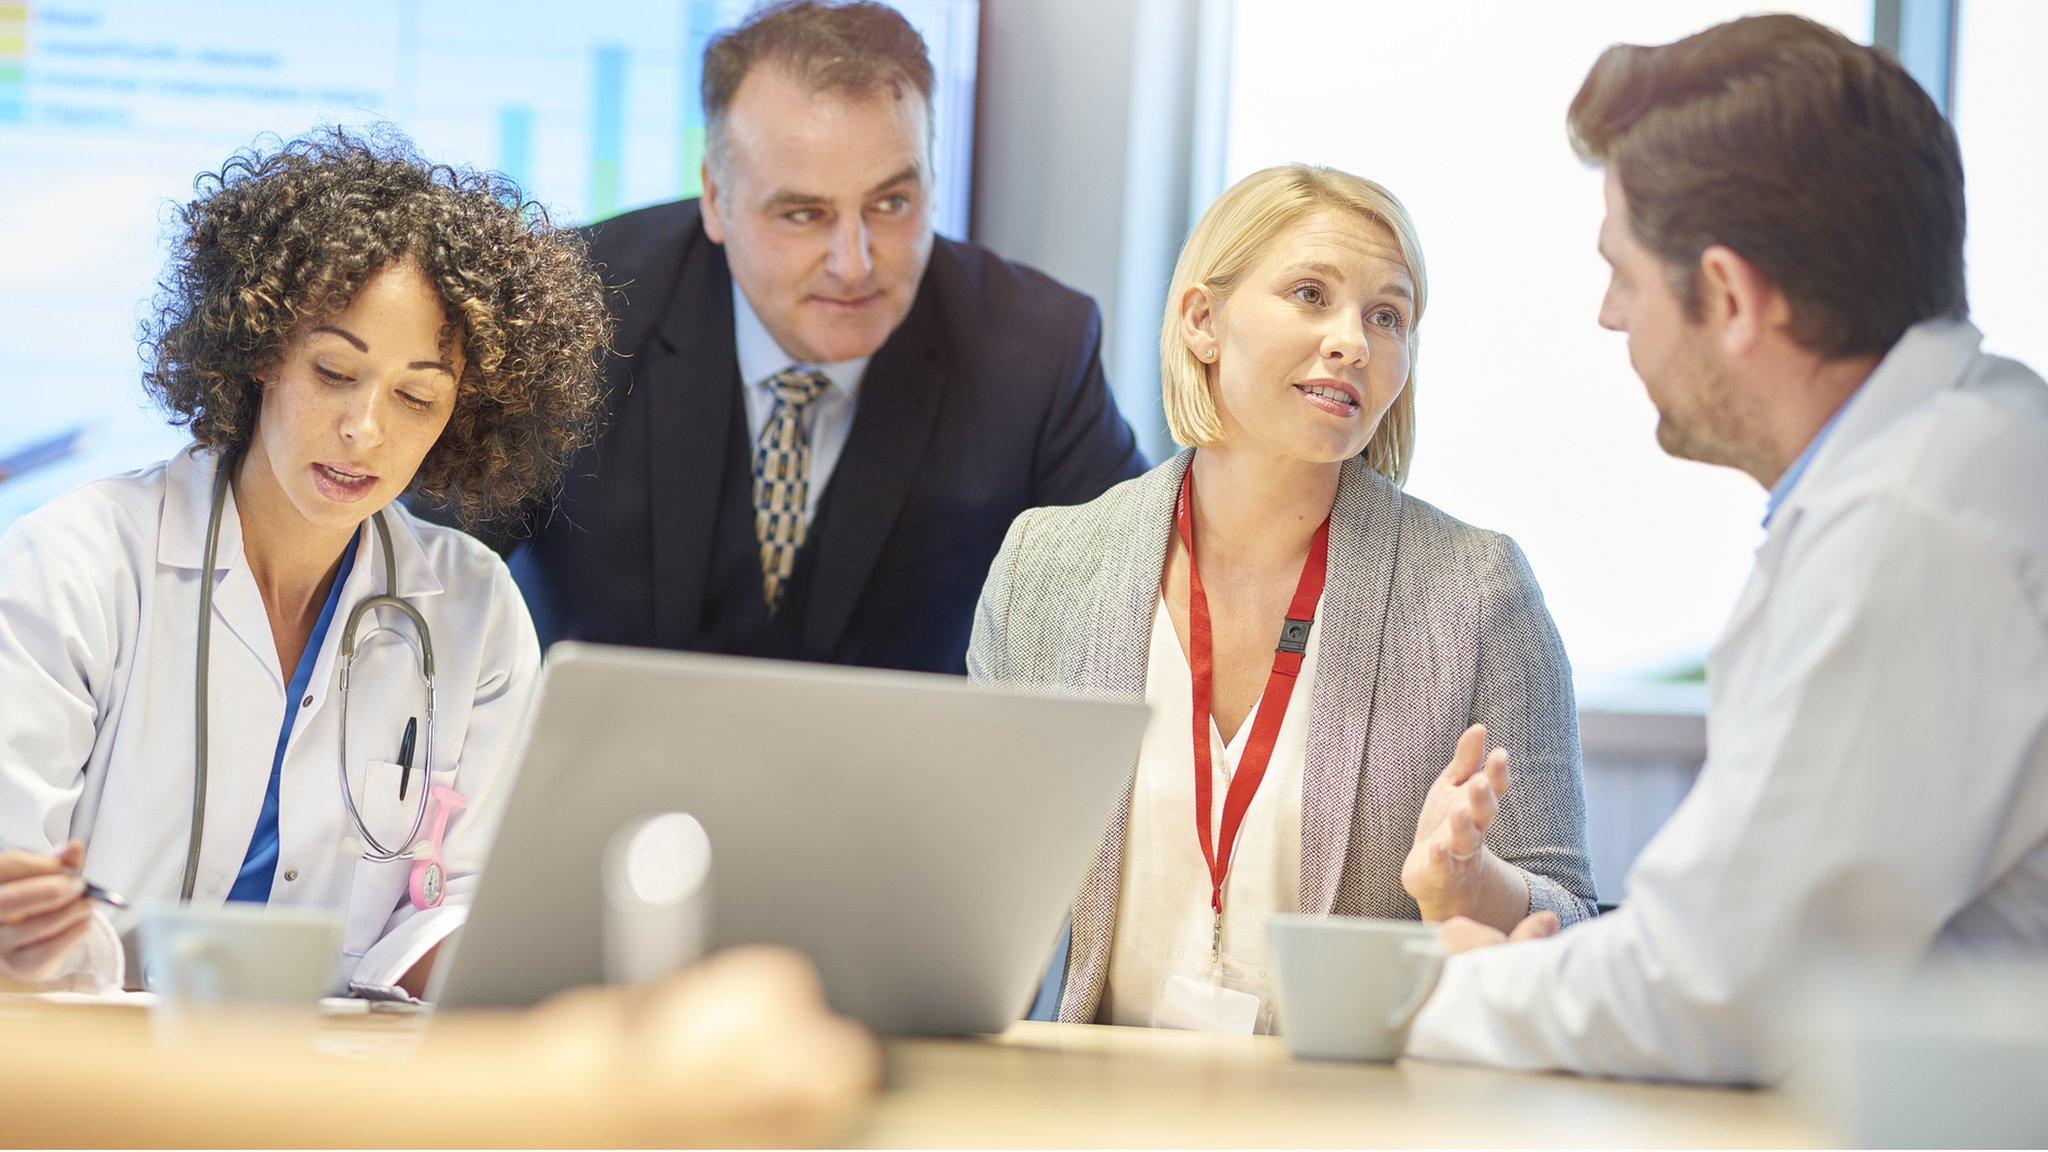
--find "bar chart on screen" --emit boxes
[0,0,979,533]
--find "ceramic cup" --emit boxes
[138,902,345,1038]
[1268,913,1445,1061]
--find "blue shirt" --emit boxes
[228,530,360,903]
[1028,920,1072,1021]
[1763,392,1859,528]
[731,283,869,522]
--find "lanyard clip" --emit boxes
[1276,617,1312,655]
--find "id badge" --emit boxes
[1153,942,1275,1034]
[1157,972,1262,1033]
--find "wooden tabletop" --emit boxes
[0,996,1830,1147]
[862,1022,1828,1148]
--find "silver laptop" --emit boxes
[431,643,1146,1034]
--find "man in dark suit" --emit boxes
[497,1,1144,674]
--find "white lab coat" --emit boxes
[0,447,538,991]
[1408,319,2048,1083]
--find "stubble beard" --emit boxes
[1647,331,1772,482]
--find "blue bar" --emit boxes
[497,106,533,193]
[679,5,712,195]
[590,45,626,219]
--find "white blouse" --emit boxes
[1100,594,1322,1033]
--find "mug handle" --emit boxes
[1384,939,1444,1031]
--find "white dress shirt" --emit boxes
[733,283,870,522]
[1099,595,1321,1032]
[0,448,538,992]
[1408,319,2048,1083]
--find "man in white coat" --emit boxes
[1406,13,2048,1083]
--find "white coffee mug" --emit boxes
[1268,914,1445,1061]
[138,902,345,1015]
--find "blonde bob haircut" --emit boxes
[1160,163,1429,484]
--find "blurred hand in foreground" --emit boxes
[526,945,882,1146]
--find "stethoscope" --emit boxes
[179,453,442,904]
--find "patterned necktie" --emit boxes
[752,368,831,612]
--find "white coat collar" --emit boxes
[1781,317,1982,513]
[1714,319,1982,656]
[157,446,446,599]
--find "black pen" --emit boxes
[80,879,129,909]
[0,839,128,909]
[397,716,418,802]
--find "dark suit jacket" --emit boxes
[494,198,1146,675]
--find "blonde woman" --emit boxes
[971,165,1595,1032]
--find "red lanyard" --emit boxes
[1174,466,1330,956]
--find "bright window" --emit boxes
[1953,0,2048,376]
[1224,2,1871,689]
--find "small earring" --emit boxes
[1199,347,1215,362]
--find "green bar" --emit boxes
[678,124,704,199]
[590,162,620,221]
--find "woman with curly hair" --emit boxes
[0,128,609,997]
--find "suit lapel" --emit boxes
[797,304,943,658]
[646,247,741,648]
[1060,452,1184,1022]
[1299,458,1404,915]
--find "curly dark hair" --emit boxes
[140,126,611,527]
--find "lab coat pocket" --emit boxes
[341,760,412,961]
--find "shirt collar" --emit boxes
[1760,317,1983,529]
[731,281,869,401]
[1762,394,1854,528]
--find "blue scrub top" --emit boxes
[228,529,360,904]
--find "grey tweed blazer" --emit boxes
[967,450,1597,1024]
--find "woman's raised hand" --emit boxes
[1401,724,1513,924]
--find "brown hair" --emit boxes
[140,126,610,529]
[1567,13,1966,358]
[700,0,934,174]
